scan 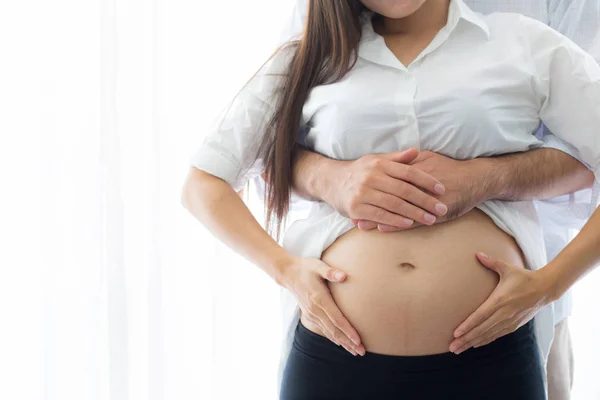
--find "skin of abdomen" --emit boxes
[315,208,526,356]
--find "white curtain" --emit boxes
[2,0,598,399]
[6,0,292,399]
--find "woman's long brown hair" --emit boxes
[258,0,368,240]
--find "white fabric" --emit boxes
[547,319,575,400]
[282,0,600,329]
[190,0,600,393]
[24,1,295,399]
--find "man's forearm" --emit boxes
[291,144,347,202]
[477,148,594,202]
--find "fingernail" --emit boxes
[403,218,414,226]
[454,330,464,337]
[334,271,345,280]
[434,183,445,195]
[424,213,436,223]
[435,203,448,215]
[351,336,360,346]
[478,252,489,260]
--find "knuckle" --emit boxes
[373,208,387,220]
[395,185,410,200]
[360,154,376,165]
[402,166,415,180]
[331,316,344,327]
[426,195,439,209]
[406,186,423,202]
[346,198,362,216]
[369,157,384,169]
[355,184,370,198]
[389,197,406,212]
[361,173,377,187]
[309,293,323,306]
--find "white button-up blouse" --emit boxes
[279,0,600,330]
[189,0,600,389]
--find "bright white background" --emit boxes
[0,0,598,399]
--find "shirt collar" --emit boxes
[453,0,491,39]
[358,0,490,69]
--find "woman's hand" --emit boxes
[354,151,486,232]
[326,148,448,228]
[449,252,555,354]
[280,257,366,356]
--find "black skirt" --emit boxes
[280,319,546,400]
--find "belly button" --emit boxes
[398,262,416,269]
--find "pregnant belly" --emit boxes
[308,208,526,356]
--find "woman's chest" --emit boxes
[302,47,544,161]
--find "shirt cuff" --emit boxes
[189,146,244,192]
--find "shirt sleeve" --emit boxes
[548,0,600,62]
[189,44,297,192]
[540,0,600,167]
[525,15,600,216]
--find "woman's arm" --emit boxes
[182,167,365,356]
[544,207,600,300]
[448,205,600,355]
[182,168,292,284]
[448,15,600,353]
[184,44,366,356]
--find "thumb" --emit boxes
[317,263,347,283]
[380,148,419,164]
[476,252,509,276]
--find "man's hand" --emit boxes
[354,151,489,232]
[293,145,590,231]
[324,148,449,227]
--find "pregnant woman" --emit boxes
[182,0,600,398]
